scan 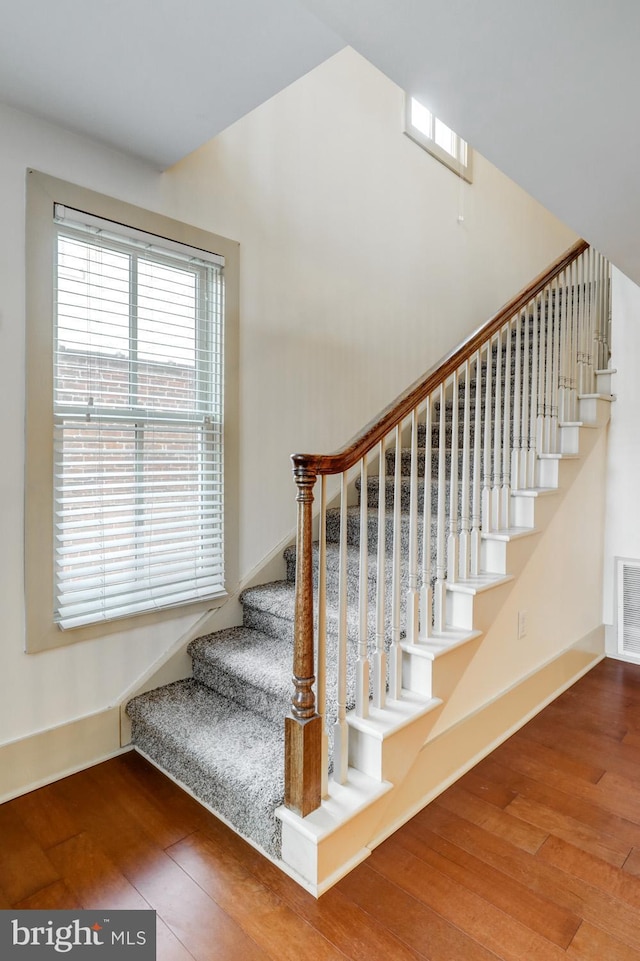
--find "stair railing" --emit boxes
[285,239,610,817]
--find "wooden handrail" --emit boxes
[285,236,589,819]
[292,239,588,478]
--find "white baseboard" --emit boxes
[0,707,127,803]
[280,627,605,894]
[368,626,605,851]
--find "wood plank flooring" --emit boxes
[2,657,640,960]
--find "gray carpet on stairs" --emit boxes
[189,626,292,727]
[126,678,285,858]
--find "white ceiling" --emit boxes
[0,0,343,167]
[2,0,640,284]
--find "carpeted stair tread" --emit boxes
[240,580,299,618]
[283,539,384,584]
[243,572,377,618]
[188,627,292,726]
[241,580,330,635]
[126,678,284,858]
[240,578,390,645]
[325,505,437,554]
[360,474,457,512]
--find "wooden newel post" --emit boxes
[284,457,322,817]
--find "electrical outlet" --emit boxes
[518,610,528,639]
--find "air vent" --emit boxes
[617,560,640,658]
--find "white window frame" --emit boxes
[404,95,473,183]
[25,170,240,652]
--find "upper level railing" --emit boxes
[284,239,610,816]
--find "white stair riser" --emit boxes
[595,370,614,394]
[481,532,541,577]
[579,394,612,426]
[445,579,511,632]
[401,649,433,697]
[536,457,560,488]
[278,781,392,895]
[511,490,561,529]
[481,538,509,575]
[559,423,581,455]
[511,493,536,528]
[347,706,441,784]
[348,728,384,780]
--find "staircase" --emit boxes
[126,240,613,895]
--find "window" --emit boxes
[25,172,239,651]
[53,206,225,628]
[404,95,473,183]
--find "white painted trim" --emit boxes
[0,707,128,803]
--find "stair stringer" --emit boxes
[277,402,610,896]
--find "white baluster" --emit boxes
[592,250,601,385]
[470,350,482,576]
[600,252,610,368]
[333,470,349,785]
[550,276,561,453]
[586,249,593,386]
[603,253,611,367]
[586,248,596,394]
[592,249,599,385]
[544,285,554,452]
[606,258,612,364]
[577,253,586,397]
[521,307,530,487]
[511,311,522,491]
[373,439,386,709]
[537,291,546,454]
[406,408,420,642]
[420,399,433,636]
[558,269,569,425]
[356,457,369,718]
[569,259,579,421]
[389,425,403,698]
[434,385,447,634]
[501,319,511,529]
[459,361,471,580]
[317,475,329,797]
[527,295,539,488]
[596,251,605,371]
[448,371,459,581]
[482,339,493,533]
[592,251,600,372]
[583,251,590,393]
[492,331,502,529]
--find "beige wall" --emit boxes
[165,49,577,575]
[0,48,576,770]
[432,428,608,736]
[604,269,640,656]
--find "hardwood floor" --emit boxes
[2,657,640,960]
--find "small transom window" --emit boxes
[405,95,473,183]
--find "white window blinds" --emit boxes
[53,206,225,629]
